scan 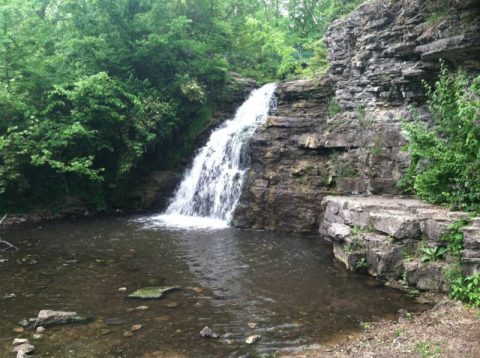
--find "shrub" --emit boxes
[450,274,480,307]
[400,64,480,212]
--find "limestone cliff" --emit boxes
[233,0,480,233]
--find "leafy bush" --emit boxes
[442,219,469,256]
[400,64,480,211]
[450,274,480,307]
[420,246,448,262]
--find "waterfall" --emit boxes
[149,83,276,229]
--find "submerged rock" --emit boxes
[18,319,29,327]
[35,310,91,327]
[199,326,218,338]
[127,286,180,299]
[165,301,179,308]
[12,342,35,358]
[12,339,28,345]
[32,334,43,341]
[105,318,125,326]
[245,335,261,344]
[131,324,142,332]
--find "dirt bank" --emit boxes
[289,299,480,358]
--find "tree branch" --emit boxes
[0,214,19,252]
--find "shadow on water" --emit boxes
[0,216,428,357]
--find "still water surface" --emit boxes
[0,216,425,357]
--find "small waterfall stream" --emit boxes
[151,83,276,228]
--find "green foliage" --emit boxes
[229,0,365,80]
[343,238,364,253]
[400,64,480,212]
[420,246,448,262]
[394,328,404,337]
[328,98,342,117]
[402,246,416,263]
[425,0,451,24]
[355,257,368,270]
[450,274,480,307]
[442,219,469,256]
[415,341,442,358]
[0,0,230,210]
[351,225,373,235]
[359,321,370,329]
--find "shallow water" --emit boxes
[0,216,426,357]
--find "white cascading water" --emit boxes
[148,83,276,229]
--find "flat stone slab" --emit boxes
[35,310,90,327]
[128,286,180,299]
[321,195,480,291]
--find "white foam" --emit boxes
[138,214,229,230]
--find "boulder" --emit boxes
[404,260,451,293]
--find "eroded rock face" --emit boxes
[233,0,480,233]
[320,196,479,292]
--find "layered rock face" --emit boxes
[320,196,480,292]
[233,0,480,233]
[233,79,334,232]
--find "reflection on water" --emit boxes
[0,216,427,357]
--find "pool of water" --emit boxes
[0,216,426,357]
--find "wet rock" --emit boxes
[131,324,142,332]
[18,319,29,327]
[200,326,218,338]
[165,301,179,308]
[245,335,261,344]
[154,315,170,322]
[105,318,125,326]
[32,334,43,341]
[12,338,28,345]
[35,310,91,327]
[127,286,180,299]
[12,342,35,355]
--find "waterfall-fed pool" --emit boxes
[0,218,427,357]
[0,84,428,357]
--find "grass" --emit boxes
[415,341,442,358]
